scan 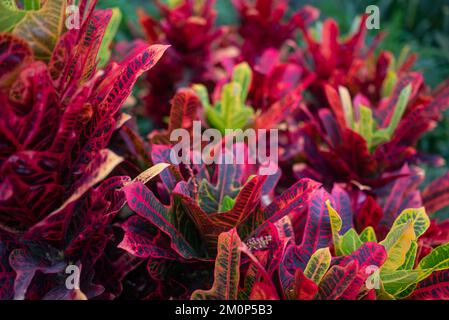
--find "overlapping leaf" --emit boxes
[191,229,242,300]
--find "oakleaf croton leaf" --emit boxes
[191,229,242,300]
[0,0,168,300]
[1,0,67,59]
[149,88,201,145]
[410,270,449,300]
[2,0,449,301]
[122,173,267,258]
[123,181,202,260]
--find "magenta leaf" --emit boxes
[410,270,449,300]
[124,181,200,259]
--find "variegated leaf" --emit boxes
[191,229,241,300]
[304,247,331,284]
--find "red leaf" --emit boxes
[423,171,449,215]
[410,270,449,300]
[0,33,33,84]
[331,185,353,233]
[336,242,387,299]
[249,282,279,300]
[300,189,333,257]
[150,88,201,144]
[295,269,318,300]
[324,84,346,130]
[356,196,383,233]
[177,175,267,254]
[124,181,201,259]
[261,178,321,229]
[118,216,177,260]
[317,260,359,300]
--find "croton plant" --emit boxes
[1,0,449,300]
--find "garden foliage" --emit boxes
[1,0,449,300]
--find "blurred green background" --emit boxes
[98,0,449,183]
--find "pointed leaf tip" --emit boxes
[151,44,171,57]
[140,44,171,71]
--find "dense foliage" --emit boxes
[1,0,449,300]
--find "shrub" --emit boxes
[1,0,449,300]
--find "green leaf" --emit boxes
[97,7,122,68]
[418,242,449,272]
[191,229,242,300]
[391,207,430,239]
[338,86,354,129]
[325,200,343,255]
[357,105,374,150]
[378,209,441,296]
[193,84,211,109]
[398,241,418,270]
[221,82,242,125]
[230,106,254,131]
[220,195,236,212]
[9,0,67,59]
[232,62,252,102]
[205,106,224,132]
[385,242,449,298]
[380,222,416,271]
[167,0,183,9]
[380,208,430,271]
[198,157,242,214]
[0,0,26,32]
[24,0,40,10]
[371,128,391,147]
[376,282,397,300]
[394,283,417,299]
[381,269,423,296]
[397,45,411,70]
[202,63,254,134]
[381,70,398,98]
[340,229,363,255]
[360,226,377,243]
[385,84,412,137]
[304,247,332,284]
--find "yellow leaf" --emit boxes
[380,222,416,271]
[325,200,343,255]
[304,247,332,284]
[133,163,171,185]
[12,0,66,59]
